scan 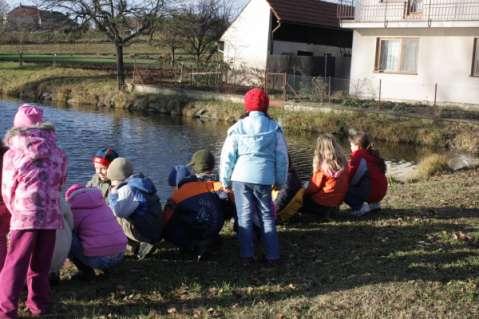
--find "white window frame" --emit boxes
[472,38,479,77]
[375,37,419,75]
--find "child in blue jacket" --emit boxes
[220,88,288,265]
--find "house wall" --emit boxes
[349,28,479,105]
[220,0,271,70]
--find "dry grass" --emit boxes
[12,169,477,318]
[415,153,452,179]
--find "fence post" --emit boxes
[328,76,332,103]
[179,64,183,83]
[378,79,382,105]
[433,83,438,106]
[283,73,287,101]
[324,53,327,79]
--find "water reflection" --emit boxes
[0,99,439,199]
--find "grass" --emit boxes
[22,168,477,318]
[415,154,451,179]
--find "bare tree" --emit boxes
[149,15,183,67]
[41,0,167,90]
[0,0,8,34]
[175,0,231,67]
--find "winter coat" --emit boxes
[68,187,127,257]
[348,149,388,203]
[304,168,349,207]
[50,198,73,273]
[220,111,288,188]
[162,174,229,250]
[2,124,67,230]
[86,174,112,198]
[0,145,10,236]
[108,174,163,244]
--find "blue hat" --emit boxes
[93,147,119,166]
[168,165,192,187]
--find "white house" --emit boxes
[220,0,353,78]
[338,0,479,106]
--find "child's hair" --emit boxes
[313,134,347,174]
[348,129,387,173]
[239,112,271,120]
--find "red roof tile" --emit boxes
[8,5,40,18]
[266,0,340,29]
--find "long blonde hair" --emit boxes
[313,133,347,174]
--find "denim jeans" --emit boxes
[345,175,371,211]
[232,181,279,260]
[69,234,124,270]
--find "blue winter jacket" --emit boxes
[220,111,289,188]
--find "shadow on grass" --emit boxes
[47,207,479,317]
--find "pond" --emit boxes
[0,99,437,199]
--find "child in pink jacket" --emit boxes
[0,104,67,318]
[0,142,10,271]
[65,184,127,281]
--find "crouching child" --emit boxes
[163,150,232,261]
[66,184,127,281]
[107,158,165,259]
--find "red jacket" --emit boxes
[0,146,10,236]
[304,168,349,207]
[349,149,387,203]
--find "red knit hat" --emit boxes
[244,88,269,113]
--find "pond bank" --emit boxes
[1,62,478,154]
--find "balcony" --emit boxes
[338,0,479,26]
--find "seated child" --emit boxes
[107,158,164,259]
[345,130,388,216]
[49,198,74,285]
[86,147,119,198]
[302,134,349,218]
[0,142,9,270]
[272,156,304,223]
[163,150,231,261]
[66,184,127,280]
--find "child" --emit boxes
[0,104,67,318]
[0,142,10,271]
[65,184,127,280]
[106,158,164,260]
[272,155,304,223]
[86,147,119,198]
[49,198,74,285]
[302,134,349,218]
[345,130,387,216]
[163,150,231,261]
[220,87,288,265]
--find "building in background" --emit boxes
[220,0,353,80]
[6,4,75,31]
[338,0,479,106]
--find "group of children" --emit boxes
[0,88,387,318]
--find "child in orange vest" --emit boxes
[302,134,349,218]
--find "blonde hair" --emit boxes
[313,133,347,174]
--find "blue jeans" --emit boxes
[345,175,371,211]
[232,181,279,260]
[69,234,124,270]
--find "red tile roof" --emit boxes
[266,0,340,29]
[8,5,40,18]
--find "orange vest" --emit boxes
[304,169,349,207]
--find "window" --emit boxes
[407,0,423,14]
[375,38,419,74]
[473,38,479,77]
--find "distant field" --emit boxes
[0,53,162,66]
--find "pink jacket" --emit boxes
[2,124,67,230]
[0,145,10,236]
[67,187,127,257]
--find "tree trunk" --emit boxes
[19,51,23,67]
[116,43,125,91]
[171,47,175,66]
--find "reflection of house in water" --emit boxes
[338,0,479,105]
[220,0,353,79]
[6,4,75,31]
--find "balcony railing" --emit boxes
[338,0,479,23]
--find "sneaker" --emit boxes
[262,258,282,268]
[137,242,156,260]
[351,202,371,217]
[368,202,381,212]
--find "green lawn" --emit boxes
[28,169,479,318]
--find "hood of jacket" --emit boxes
[127,173,157,195]
[3,123,57,161]
[67,187,105,210]
[228,111,280,138]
